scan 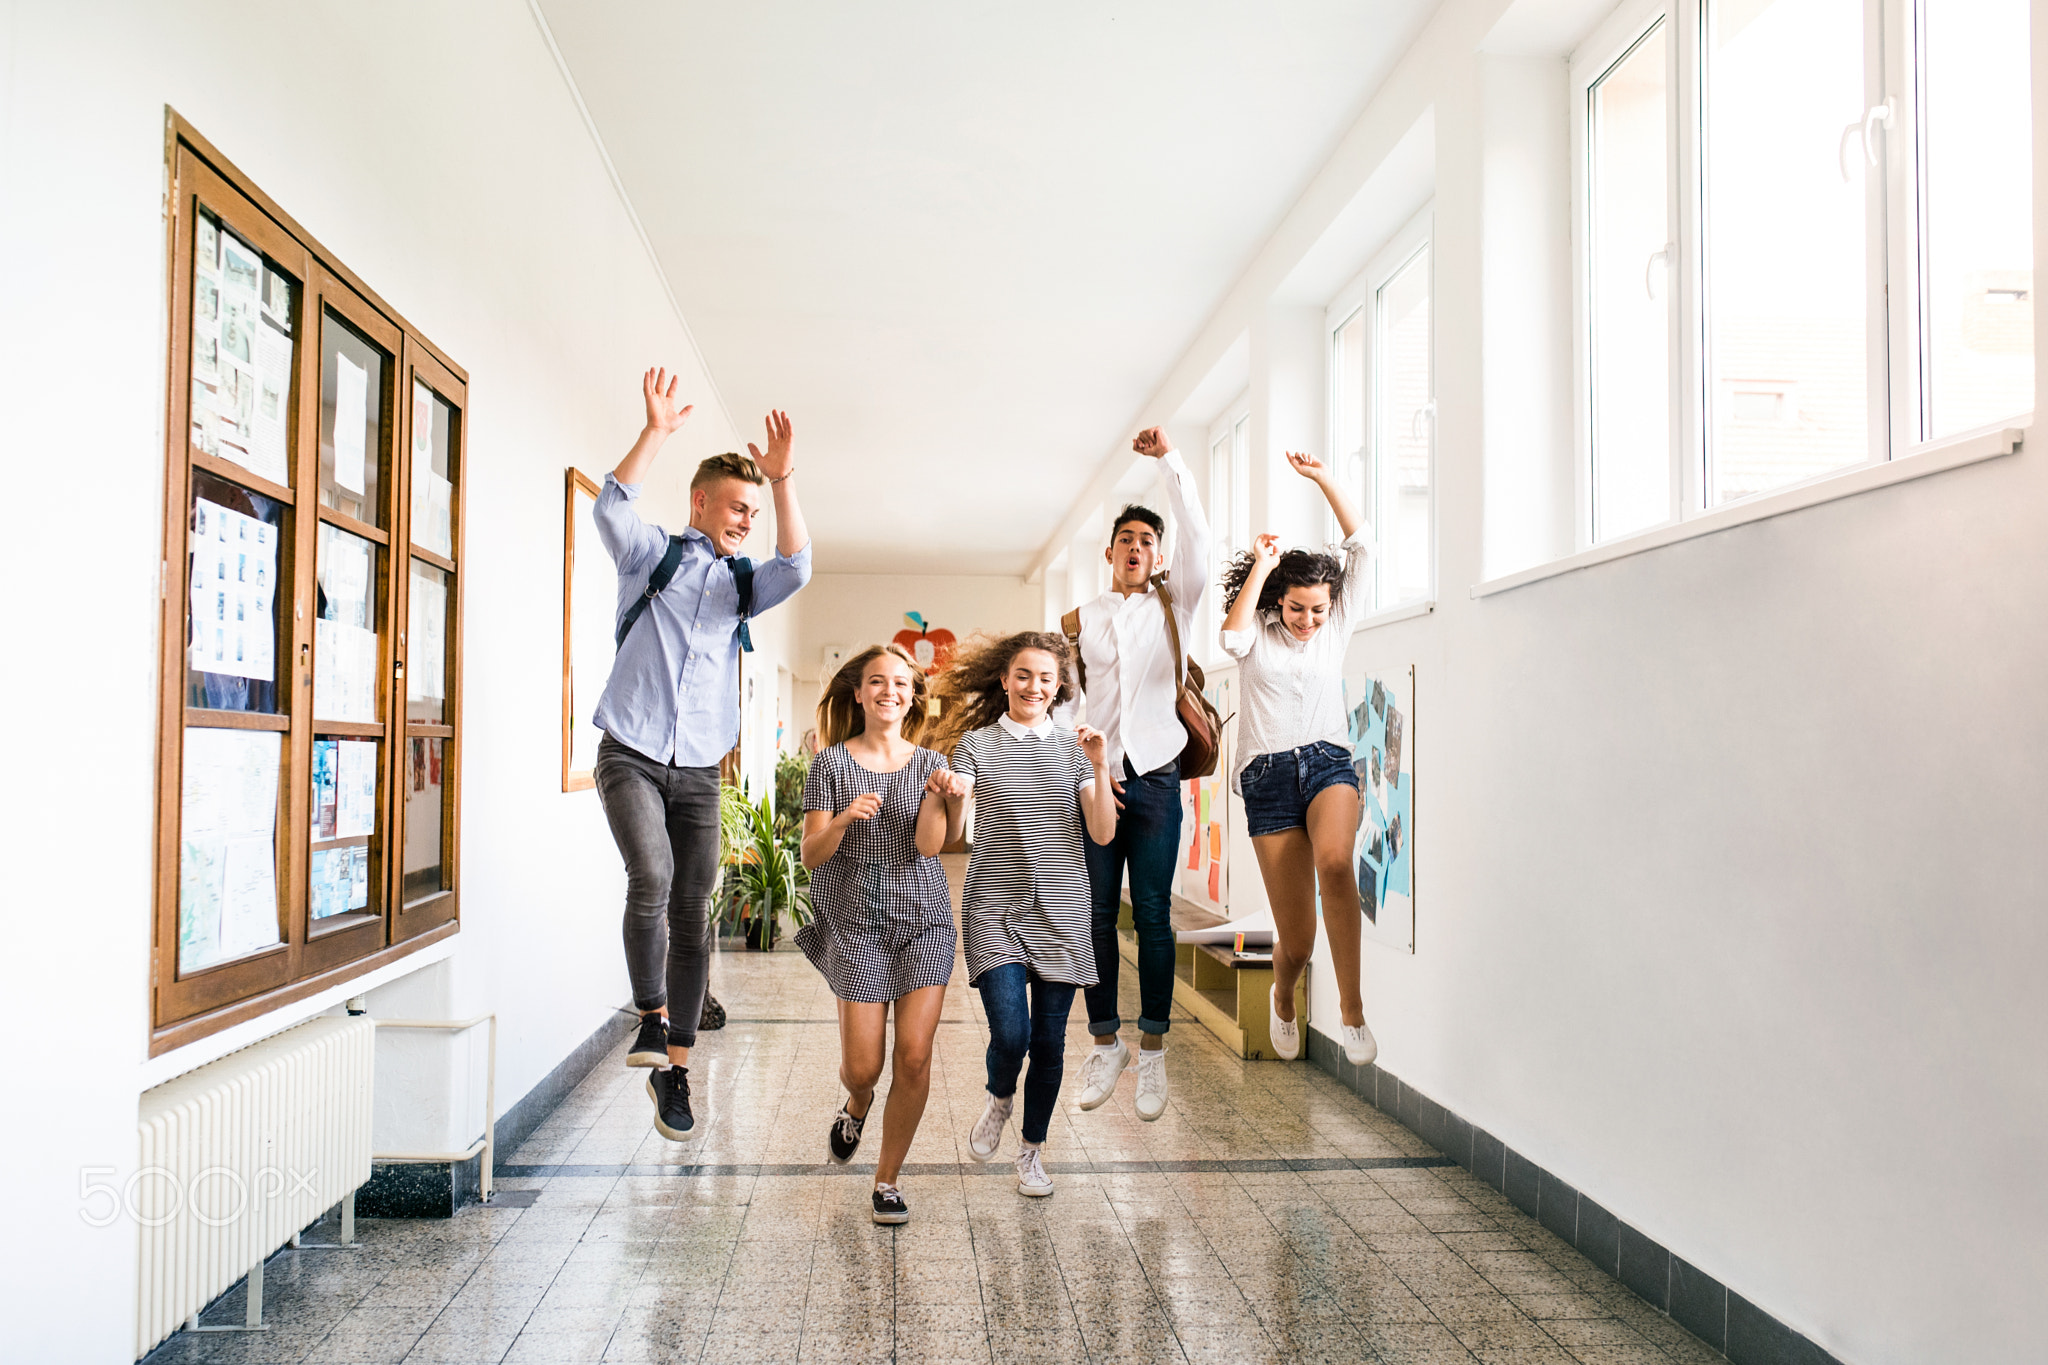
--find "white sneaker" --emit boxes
[1133,1046,1168,1121]
[1340,1020,1378,1066]
[1015,1144,1054,1196]
[1269,985,1302,1061]
[1077,1039,1130,1110]
[967,1091,1012,1162]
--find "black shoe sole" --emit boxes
[645,1076,697,1142]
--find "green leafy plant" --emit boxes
[773,749,812,836]
[721,789,811,949]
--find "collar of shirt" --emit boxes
[997,712,1055,740]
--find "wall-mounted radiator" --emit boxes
[135,1015,374,1357]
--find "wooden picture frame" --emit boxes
[562,468,607,792]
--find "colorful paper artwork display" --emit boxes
[892,612,957,674]
[1178,675,1233,910]
[190,497,277,683]
[310,737,377,920]
[1347,667,1415,952]
[189,212,294,487]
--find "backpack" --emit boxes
[616,538,756,652]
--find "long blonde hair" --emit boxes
[815,643,931,748]
[923,631,1076,756]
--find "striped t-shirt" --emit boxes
[951,716,1100,987]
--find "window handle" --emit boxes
[1839,101,1893,181]
[1645,244,1672,300]
[1410,401,1437,441]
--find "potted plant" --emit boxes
[726,790,811,950]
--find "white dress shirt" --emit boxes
[1071,449,1212,775]
[1218,528,1374,794]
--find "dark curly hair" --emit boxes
[1220,546,1347,614]
[923,631,1077,756]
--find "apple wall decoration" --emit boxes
[892,611,956,675]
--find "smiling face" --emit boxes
[856,650,918,737]
[1001,648,1062,723]
[1105,519,1161,591]
[689,476,764,555]
[1277,583,1333,641]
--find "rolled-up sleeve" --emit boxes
[593,474,665,578]
[1220,625,1258,659]
[1333,526,1376,626]
[748,541,813,615]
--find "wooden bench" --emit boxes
[1116,895,1306,1060]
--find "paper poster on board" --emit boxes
[1347,666,1415,953]
[1177,674,1233,911]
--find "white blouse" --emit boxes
[1218,529,1374,794]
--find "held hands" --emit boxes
[924,768,970,802]
[749,411,794,481]
[1132,427,1170,459]
[642,367,694,436]
[1284,450,1330,483]
[840,792,884,824]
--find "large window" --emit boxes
[1575,0,2033,545]
[1328,209,1435,609]
[1206,397,1250,657]
[155,117,466,1053]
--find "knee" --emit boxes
[842,1057,883,1093]
[1315,849,1355,888]
[623,857,675,907]
[893,1046,933,1087]
[988,1018,1030,1062]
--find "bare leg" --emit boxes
[874,985,946,1187]
[837,999,888,1118]
[1305,784,1366,1028]
[1251,828,1318,1023]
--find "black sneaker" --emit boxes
[647,1066,695,1141]
[871,1183,909,1225]
[828,1103,867,1163]
[698,994,727,1031]
[627,1013,668,1068]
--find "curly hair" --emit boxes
[1219,546,1347,614]
[815,643,930,748]
[923,630,1076,756]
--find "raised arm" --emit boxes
[748,411,809,559]
[1135,426,1212,613]
[613,367,694,487]
[1076,726,1118,846]
[1285,451,1363,540]
[1221,535,1280,638]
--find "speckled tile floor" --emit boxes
[148,857,1718,1365]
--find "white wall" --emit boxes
[0,3,797,1357]
[1047,0,2048,1361]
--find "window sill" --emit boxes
[1349,598,1437,633]
[1471,422,2027,600]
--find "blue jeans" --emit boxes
[977,963,1076,1145]
[1084,758,1181,1038]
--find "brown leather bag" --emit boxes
[1061,573,1223,780]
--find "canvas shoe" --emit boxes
[871,1183,909,1225]
[1340,1020,1379,1067]
[828,1102,867,1164]
[647,1066,695,1142]
[1134,1046,1169,1121]
[1077,1039,1130,1110]
[1015,1144,1054,1197]
[627,1012,669,1068]
[967,1092,1013,1162]
[1269,985,1302,1061]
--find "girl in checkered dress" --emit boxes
[798,643,966,1225]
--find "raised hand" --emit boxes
[842,792,883,824]
[1252,533,1281,568]
[643,367,694,435]
[1132,427,1170,458]
[1284,450,1329,482]
[749,410,794,480]
[1076,724,1110,769]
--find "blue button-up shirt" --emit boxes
[590,474,811,766]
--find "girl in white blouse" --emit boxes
[1218,452,1379,1068]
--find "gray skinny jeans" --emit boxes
[594,733,721,1048]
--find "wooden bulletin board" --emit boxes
[561,468,613,791]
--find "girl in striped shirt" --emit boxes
[929,632,1117,1197]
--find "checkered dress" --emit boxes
[795,744,957,1003]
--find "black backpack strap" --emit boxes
[731,556,755,653]
[615,535,689,649]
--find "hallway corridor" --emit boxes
[149,863,1716,1365]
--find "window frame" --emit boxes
[152,115,467,1056]
[1324,204,1437,611]
[1569,0,2032,554]
[1206,392,1251,665]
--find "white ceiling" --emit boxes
[538,1,1441,575]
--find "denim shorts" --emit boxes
[1240,741,1360,837]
